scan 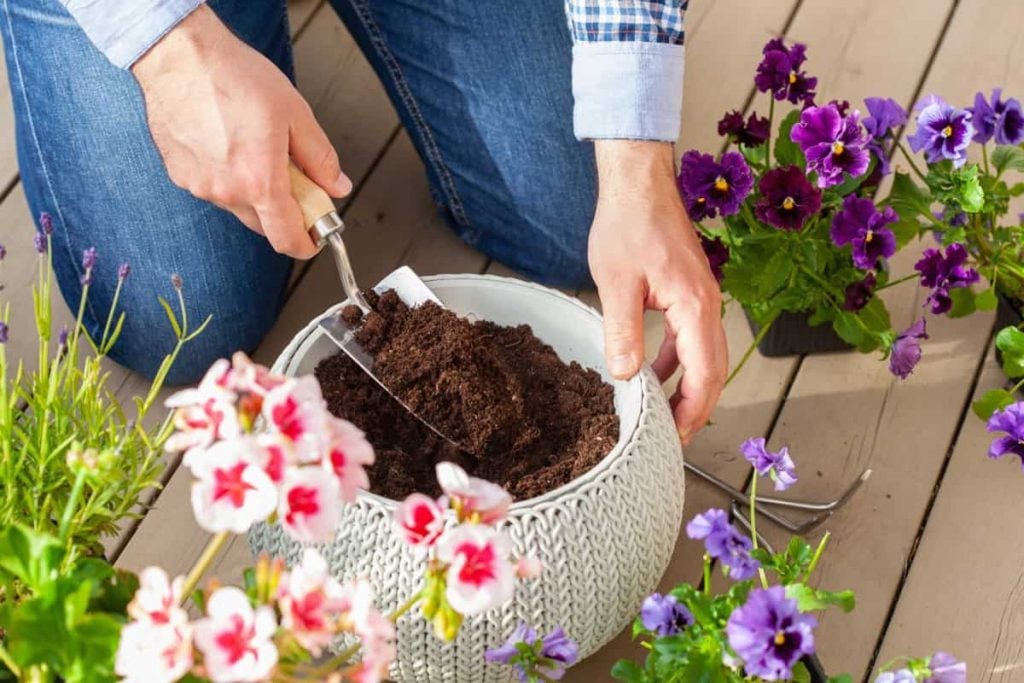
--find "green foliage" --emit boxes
[774,111,805,168]
[996,325,1024,378]
[972,387,1016,420]
[925,161,985,214]
[0,524,135,682]
[0,245,208,592]
[992,144,1024,175]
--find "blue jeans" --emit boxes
[0,0,596,383]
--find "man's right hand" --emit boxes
[132,5,349,259]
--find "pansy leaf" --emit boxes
[791,661,812,683]
[758,251,795,298]
[992,144,1024,175]
[833,312,865,347]
[976,288,999,312]
[946,287,977,319]
[858,297,892,334]
[775,111,804,168]
[887,172,933,220]
[996,326,1024,377]
[828,676,855,683]
[611,659,648,682]
[890,216,923,247]
[787,583,857,614]
[971,388,1015,420]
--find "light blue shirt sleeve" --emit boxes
[565,1,687,142]
[60,0,205,69]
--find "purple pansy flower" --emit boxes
[863,97,908,176]
[844,272,877,312]
[640,593,694,637]
[686,508,760,580]
[678,151,754,221]
[907,96,974,168]
[755,38,817,106]
[540,628,578,672]
[889,318,928,380]
[754,166,822,231]
[986,402,1024,470]
[700,234,730,283]
[914,243,980,314]
[830,195,898,270]
[875,670,917,683]
[718,110,771,147]
[485,625,579,681]
[740,437,797,491]
[726,586,817,681]
[790,103,871,188]
[118,262,131,281]
[968,88,1024,145]
[925,652,967,683]
[0,322,7,344]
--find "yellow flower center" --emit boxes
[942,125,954,138]
[714,176,730,192]
[697,196,706,203]
[774,631,787,646]
[865,229,874,243]
[789,72,798,85]
[782,197,796,210]
[832,141,845,156]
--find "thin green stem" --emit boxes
[703,554,711,596]
[1010,376,1024,394]
[0,642,21,678]
[725,311,779,388]
[99,278,125,354]
[875,272,919,291]
[803,531,831,583]
[749,477,768,589]
[895,140,928,184]
[179,531,231,605]
[982,144,991,176]
[57,468,87,544]
[766,98,776,168]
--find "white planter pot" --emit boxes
[248,274,685,682]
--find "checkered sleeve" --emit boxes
[566,1,687,141]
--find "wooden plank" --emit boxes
[287,0,323,38]
[873,349,1024,679]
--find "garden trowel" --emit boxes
[288,163,461,448]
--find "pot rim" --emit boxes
[274,273,653,513]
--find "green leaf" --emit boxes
[946,287,977,318]
[992,144,1024,175]
[680,648,729,683]
[611,660,648,682]
[157,296,182,338]
[758,251,796,298]
[859,297,892,334]
[792,661,812,683]
[0,525,64,592]
[926,162,985,213]
[786,583,857,613]
[828,676,855,683]
[972,388,1015,420]
[887,171,933,219]
[775,111,804,168]
[996,325,1024,377]
[890,216,923,248]
[833,312,865,347]
[976,288,999,312]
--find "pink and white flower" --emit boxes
[277,549,349,655]
[279,467,343,544]
[436,525,515,615]
[263,376,331,463]
[514,555,544,579]
[165,390,241,457]
[323,419,374,502]
[193,587,278,683]
[127,567,188,626]
[189,438,278,534]
[115,621,194,683]
[393,493,445,549]
[436,462,512,525]
[253,432,293,484]
[230,352,286,397]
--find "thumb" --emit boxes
[289,99,351,197]
[597,274,645,380]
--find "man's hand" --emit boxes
[589,140,728,443]
[132,6,349,258]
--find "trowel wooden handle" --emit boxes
[288,161,338,228]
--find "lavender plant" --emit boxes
[0,214,207,582]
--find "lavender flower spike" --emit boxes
[81,247,97,286]
[118,262,131,281]
[33,231,47,255]
[39,212,53,236]
[726,586,817,681]
[0,321,8,344]
[170,273,183,290]
[986,402,1024,470]
[0,244,6,261]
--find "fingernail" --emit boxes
[609,354,636,378]
[336,172,353,196]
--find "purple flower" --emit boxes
[170,273,183,290]
[57,325,68,349]
[0,322,7,344]
[844,272,877,312]
[914,244,980,314]
[726,586,817,681]
[485,624,578,681]
[791,104,871,188]
[700,234,730,283]
[889,318,928,380]
[686,508,760,580]
[968,88,1024,145]
[863,98,908,176]
[80,247,97,286]
[118,262,131,281]
[740,437,797,491]
[755,38,817,106]
[640,593,694,636]
[986,402,1024,470]
[830,195,898,270]
[0,245,5,261]
[754,166,822,231]
[39,212,52,236]
[925,651,966,683]
[876,670,917,683]
[718,110,771,147]
[907,96,974,168]
[33,232,47,255]
[831,99,852,117]
[678,151,754,221]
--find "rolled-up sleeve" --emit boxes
[565,0,687,142]
[60,0,204,69]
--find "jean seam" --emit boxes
[347,0,469,226]
[1,0,99,326]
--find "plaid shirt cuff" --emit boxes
[61,0,204,69]
[572,42,684,141]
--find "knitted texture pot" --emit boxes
[248,274,685,682]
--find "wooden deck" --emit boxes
[2,1,1023,680]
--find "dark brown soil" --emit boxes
[314,290,618,500]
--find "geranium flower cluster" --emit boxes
[393,462,541,640]
[115,550,395,683]
[164,352,374,543]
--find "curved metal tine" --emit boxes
[731,502,775,555]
